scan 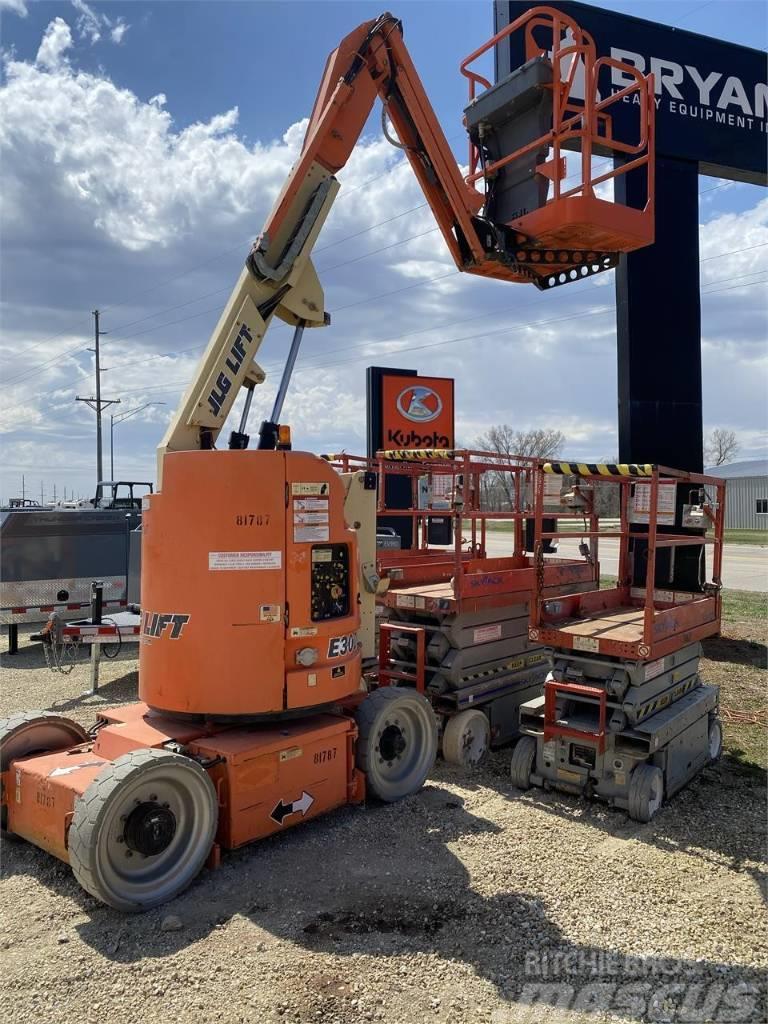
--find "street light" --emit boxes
[110,403,166,480]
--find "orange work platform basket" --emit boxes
[461,5,655,284]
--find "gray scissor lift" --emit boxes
[511,462,726,822]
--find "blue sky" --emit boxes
[1,0,766,502]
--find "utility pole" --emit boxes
[77,310,120,493]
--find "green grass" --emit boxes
[702,588,767,778]
[723,529,768,546]
[721,588,768,621]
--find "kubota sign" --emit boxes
[381,374,455,450]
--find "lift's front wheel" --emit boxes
[442,709,490,768]
[510,736,536,790]
[69,748,218,911]
[1,711,89,835]
[355,687,438,802]
[708,716,723,762]
[627,764,664,823]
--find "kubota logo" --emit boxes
[396,385,443,424]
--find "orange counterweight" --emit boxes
[4,703,364,872]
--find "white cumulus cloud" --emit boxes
[0,0,27,15]
[70,0,129,45]
[35,18,73,70]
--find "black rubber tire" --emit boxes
[708,716,723,763]
[355,687,438,802]
[442,710,490,768]
[627,764,664,823]
[510,736,536,790]
[69,748,218,912]
[0,711,89,835]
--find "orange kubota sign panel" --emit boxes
[381,375,455,451]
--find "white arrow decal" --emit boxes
[269,790,315,825]
[293,790,314,816]
[49,760,103,777]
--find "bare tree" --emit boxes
[476,425,565,460]
[474,425,566,509]
[705,428,740,467]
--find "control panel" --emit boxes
[311,544,350,621]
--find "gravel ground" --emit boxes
[1,630,766,1024]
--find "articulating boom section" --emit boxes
[158,8,654,476]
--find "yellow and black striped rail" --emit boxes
[460,651,548,684]
[543,462,654,477]
[379,449,456,461]
[635,676,700,722]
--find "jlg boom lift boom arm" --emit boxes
[158,7,654,479]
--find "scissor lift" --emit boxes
[326,450,599,765]
[513,462,726,821]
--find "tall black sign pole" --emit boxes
[615,158,703,470]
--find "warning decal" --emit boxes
[293,498,329,512]
[293,510,329,524]
[209,551,282,571]
[630,482,676,526]
[473,624,502,644]
[291,482,330,497]
[294,525,330,543]
[573,636,599,653]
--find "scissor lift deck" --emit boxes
[512,462,726,822]
[532,593,721,662]
[529,463,725,661]
[380,554,596,615]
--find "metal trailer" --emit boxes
[512,461,726,821]
[328,450,600,767]
[1,481,151,653]
[31,581,141,694]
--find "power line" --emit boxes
[53,242,768,385]
[102,208,437,340]
[26,239,768,397]
[76,177,740,341]
[12,216,449,391]
[107,274,766,401]
[3,166,755,376]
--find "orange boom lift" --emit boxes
[1,9,654,909]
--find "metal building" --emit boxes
[705,460,768,530]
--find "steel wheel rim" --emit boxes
[708,721,722,759]
[370,703,433,793]
[647,773,662,817]
[460,719,488,765]
[93,766,215,903]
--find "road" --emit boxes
[480,533,767,592]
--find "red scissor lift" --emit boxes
[513,462,726,821]
[326,450,598,766]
